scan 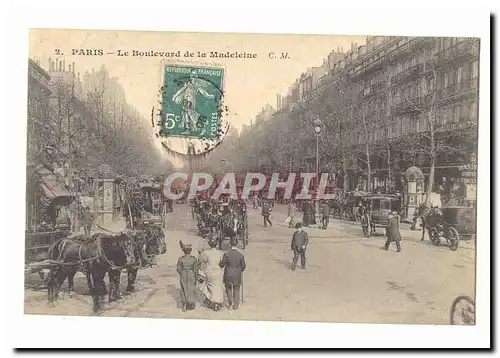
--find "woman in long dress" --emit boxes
[176,243,198,311]
[198,239,224,311]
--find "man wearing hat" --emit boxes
[261,200,272,227]
[382,211,402,252]
[290,222,309,270]
[39,144,58,172]
[219,238,246,310]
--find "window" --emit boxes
[444,72,449,87]
[453,106,460,122]
[470,101,478,119]
[411,57,416,66]
[456,66,463,84]
[427,78,434,92]
[471,60,479,78]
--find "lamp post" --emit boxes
[313,117,323,223]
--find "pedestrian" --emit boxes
[198,239,224,311]
[287,200,296,228]
[321,202,330,230]
[262,200,272,227]
[381,211,402,252]
[311,200,317,225]
[219,238,246,310]
[290,222,309,270]
[80,206,94,239]
[302,200,310,227]
[252,194,259,209]
[176,243,198,311]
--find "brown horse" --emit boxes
[122,224,167,293]
[46,233,136,313]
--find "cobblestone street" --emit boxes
[24,203,475,325]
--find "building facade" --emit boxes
[27,59,52,164]
[251,36,479,200]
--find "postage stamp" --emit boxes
[159,64,225,140]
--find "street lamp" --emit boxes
[313,117,323,223]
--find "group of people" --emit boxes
[176,237,246,312]
[285,200,331,230]
[192,197,247,243]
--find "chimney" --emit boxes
[63,59,66,71]
[77,72,80,81]
[72,62,75,74]
[55,58,59,72]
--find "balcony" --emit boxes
[390,63,425,86]
[389,37,432,61]
[438,77,480,103]
[350,55,386,81]
[360,81,387,98]
[391,93,433,115]
[436,41,480,67]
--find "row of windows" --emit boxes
[332,100,478,146]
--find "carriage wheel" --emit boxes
[430,228,440,246]
[450,296,475,325]
[448,227,460,251]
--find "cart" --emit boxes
[361,194,402,237]
[25,164,76,277]
[429,206,476,251]
[137,182,168,229]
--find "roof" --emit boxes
[29,164,76,211]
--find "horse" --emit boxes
[122,224,167,293]
[46,233,137,313]
[415,204,443,241]
[329,197,347,219]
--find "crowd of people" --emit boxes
[177,235,246,312]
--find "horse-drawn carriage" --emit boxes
[359,193,403,237]
[428,205,476,251]
[125,182,168,229]
[328,191,368,221]
[25,164,76,276]
[416,203,475,251]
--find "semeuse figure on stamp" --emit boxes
[172,70,214,135]
[219,238,246,310]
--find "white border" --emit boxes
[2,0,492,350]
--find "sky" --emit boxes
[29,29,366,130]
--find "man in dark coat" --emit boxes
[382,211,402,252]
[301,200,311,227]
[291,222,309,270]
[320,202,330,230]
[261,201,272,227]
[219,239,246,310]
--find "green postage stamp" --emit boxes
[159,64,225,140]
